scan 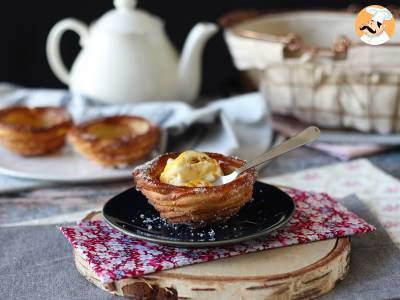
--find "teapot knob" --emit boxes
[114,0,136,10]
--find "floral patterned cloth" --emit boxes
[264,159,400,245]
[60,188,375,284]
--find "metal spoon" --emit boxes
[213,126,321,186]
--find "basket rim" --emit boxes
[219,8,400,57]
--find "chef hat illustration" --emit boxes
[366,6,393,24]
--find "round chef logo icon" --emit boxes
[355,5,395,45]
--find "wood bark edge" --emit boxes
[74,211,351,299]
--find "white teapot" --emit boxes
[46,0,217,104]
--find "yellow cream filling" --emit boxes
[159,150,223,187]
[86,123,131,139]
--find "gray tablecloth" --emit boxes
[322,196,400,300]
[0,195,398,300]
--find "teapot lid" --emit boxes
[93,0,163,34]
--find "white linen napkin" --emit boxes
[0,83,272,192]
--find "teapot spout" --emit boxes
[178,23,218,102]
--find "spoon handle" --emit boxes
[236,126,321,174]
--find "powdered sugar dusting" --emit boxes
[133,155,159,174]
[133,155,161,182]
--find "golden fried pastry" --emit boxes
[68,116,159,168]
[0,106,72,156]
[133,151,257,225]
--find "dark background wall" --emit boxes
[1,0,398,96]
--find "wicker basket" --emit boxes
[220,9,400,133]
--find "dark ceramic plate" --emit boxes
[103,181,295,247]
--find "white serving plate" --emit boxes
[0,145,142,183]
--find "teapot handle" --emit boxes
[46,18,89,85]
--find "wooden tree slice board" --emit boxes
[74,212,350,300]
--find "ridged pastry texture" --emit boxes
[0,106,72,156]
[133,152,257,225]
[68,116,159,168]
